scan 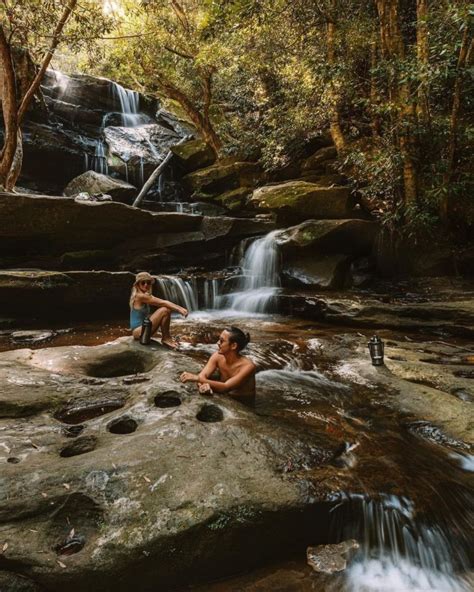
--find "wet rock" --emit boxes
[249,181,355,224]
[406,420,471,451]
[170,139,216,172]
[0,571,43,592]
[0,337,336,592]
[306,539,359,574]
[64,171,137,204]
[10,330,55,345]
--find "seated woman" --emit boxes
[180,326,256,403]
[129,272,188,348]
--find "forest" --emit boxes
[1,0,472,243]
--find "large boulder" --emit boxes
[63,171,137,203]
[250,182,356,223]
[282,254,353,289]
[276,219,378,255]
[182,161,264,197]
[170,139,216,173]
[301,146,338,172]
[0,338,337,592]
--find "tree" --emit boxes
[0,0,112,190]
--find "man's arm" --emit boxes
[199,361,256,393]
[180,353,219,384]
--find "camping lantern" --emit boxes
[368,335,384,366]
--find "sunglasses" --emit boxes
[139,280,152,286]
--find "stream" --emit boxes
[1,232,472,592]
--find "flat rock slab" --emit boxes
[0,338,337,592]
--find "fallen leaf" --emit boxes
[2,542,8,552]
[29,441,40,450]
[29,529,38,533]
[57,560,67,568]
[69,528,75,539]
[41,492,48,498]
[112,463,117,469]
[143,476,151,483]
[62,483,70,490]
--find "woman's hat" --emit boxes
[134,271,155,285]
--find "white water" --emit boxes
[110,82,143,127]
[338,495,470,592]
[220,231,281,314]
[155,276,198,312]
[91,140,108,175]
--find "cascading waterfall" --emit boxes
[155,276,198,312]
[110,82,142,127]
[331,494,471,592]
[220,230,281,314]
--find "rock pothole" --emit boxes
[7,457,20,464]
[154,391,182,408]
[55,534,86,556]
[62,424,85,438]
[60,436,97,458]
[196,403,224,423]
[107,416,138,434]
[84,351,156,378]
[54,400,125,424]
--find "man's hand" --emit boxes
[180,371,199,383]
[198,383,213,395]
[178,306,188,318]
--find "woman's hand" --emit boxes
[180,371,199,383]
[198,383,213,395]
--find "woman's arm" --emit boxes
[139,293,188,317]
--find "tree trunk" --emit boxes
[0,27,18,187]
[377,0,418,204]
[5,130,23,191]
[1,0,77,189]
[416,0,430,123]
[327,15,345,153]
[157,75,221,155]
[440,25,473,224]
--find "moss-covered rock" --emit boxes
[171,139,216,172]
[250,181,355,223]
[182,161,264,196]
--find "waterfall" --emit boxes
[221,231,281,314]
[110,82,142,127]
[203,279,222,310]
[91,140,108,174]
[332,494,471,592]
[155,276,198,312]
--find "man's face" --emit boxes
[217,330,234,354]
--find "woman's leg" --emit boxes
[150,307,179,348]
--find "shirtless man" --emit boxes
[180,326,256,402]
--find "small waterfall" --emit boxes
[221,231,281,314]
[110,82,142,127]
[203,279,221,310]
[155,276,198,312]
[332,494,471,592]
[91,139,108,174]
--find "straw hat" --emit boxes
[134,271,155,285]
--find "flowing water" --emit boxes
[2,230,472,591]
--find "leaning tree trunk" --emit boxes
[5,130,23,191]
